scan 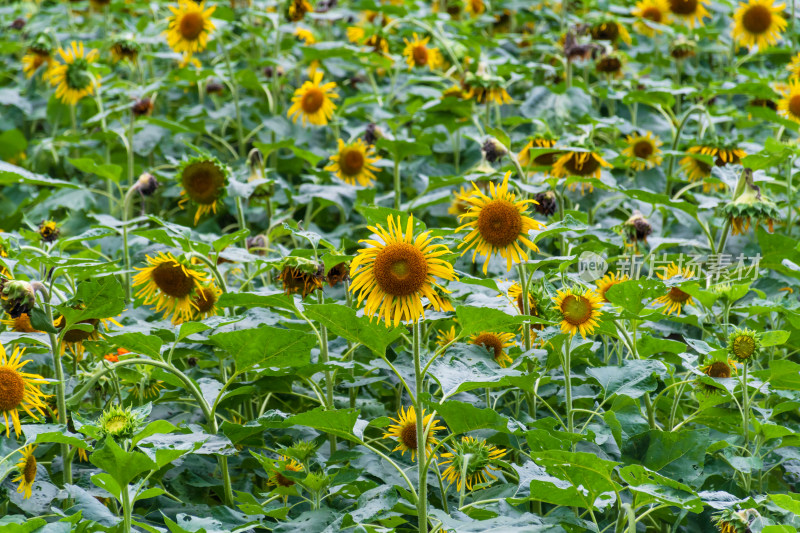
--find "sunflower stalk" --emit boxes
[221,41,245,158]
[412,321,429,533]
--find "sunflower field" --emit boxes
[3,0,800,531]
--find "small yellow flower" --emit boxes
[13,445,37,499]
[383,405,444,461]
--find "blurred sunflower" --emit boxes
[278,266,323,299]
[165,0,216,55]
[457,171,546,274]
[550,149,612,192]
[177,156,231,225]
[13,445,37,499]
[190,284,221,321]
[732,0,786,50]
[0,344,49,437]
[622,132,663,171]
[699,359,738,394]
[507,281,535,315]
[589,19,632,45]
[325,139,381,186]
[469,331,515,367]
[713,509,751,533]
[110,38,140,64]
[129,378,165,400]
[294,27,316,45]
[595,272,628,302]
[2,313,39,333]
[448,186,473,217]
[22,43,55,80]
[403,33,443,70]
[287,71,339,126]
[680,144,745,191]
[38,220,59,243]
[56,314,121,359]
[440,436,506,491]
[632,0,671,35]
[133,252,209,322]
[464,0,486,17]
[268,456,304,487]
[518,135,560,168]
[436,326,458,347]
[286,0,313,22]
[787,52,800,77]
[552,288,603,338]
[349,215,457,327]
[778,78,800,124]
[384,405,444,461]
[718,176,780,235]
[654,263,694,315]
[595,51,625,77]
[667,0,710,27]
[49,41,99,106]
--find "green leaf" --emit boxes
[760,330,790,347]
[0,160,80,189]
[23,424,90,450]
[619,464,703,513]
[376,138,432,159]
[253,140,323,167]
[106,332,163,358]
[286,407,359,435]
[771,493,800,515]
[605,279,664,318]
[210,326,315,373]
[59,276,126,325]
[303,303,403,356]
[216,290,296,312]
[90,437,156,489]
[177,321,211,341]
[641,428,710,483]
[455,305,524,337]
[68,157,122,182]
[432,400,509,434]
[587,359,666,400]
[754,359,800,390]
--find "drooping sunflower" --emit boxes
[268,456,305,487]
[595,51,625,77]
[287,71,339,127]
[457,171,546,274]
[595,272,629,302]
[507,282,535,315]
[22,45,55,80]
[712,509,752,533]
[383,405,445,461]
[177,156,231,225]
[667,0,710,27]
[349,215,457,327]
[133,252,209,322]
[0,344,49,437]
[190,284,221,321]
[589,19,632,45]
[165,0,216,55]
[1,313,39,333]
[550,150,613,192]
[402,33,443,70]
[49,41,99,106]
[654,263,695,315]
[436,326,458,347]
[625,213,653,244]
[727,328,760,363]
[324,139,381,186]
[552,288,604,338]
[464,0,486,17]
[128,374,165,400]
[518,136,560,169]
[56,314,121,359]
[732,0,787,50]
[469,331,515,367]
[286,0,313,22]
[622,132,663,171]
[632,0,671,35]
[680,144,746,191]
[778,78,800,124]
[110,38,140,64]
[278,266,323,299]
[13,445,37,499]
[440,437,506,491]
[718,178,780,235]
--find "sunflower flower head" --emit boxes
[110,37,140,64]
[518,134,560,169]
[718,172,780,235]
[13,445,38,499]
[132,252,209,322]
[550,147,613,193]
[403,33,443,70]
[588,17,632,45]
[732,0,787,50]
[436,325,458,347]
[457,171,546,274]
[469,331,516,367]
[0,344,49,437]
[99,404,144,439]
[654,262,695,315]
[622,131,663,171]
[285,0,313,22]
[727,328,760,363]
[632,0,671,35]
[0,279,36,319]
[22,34,55,80]
[595,272,629,302]
[165,0,216,55]
[440,436,507,491]
[177,156,231,225]
[778,78,800,124]
[49,41,99,106]
[190,284,222,321]
[1,313,39,333]
[383,405,445,461]
[287,71,339,127]
[463,71,512,105]
[349,215,457,327]
[698,358,739,394]
[624,212,653,244]
[670,35,698,59]
[325,138,381,186]
[712,509,752,533]
[278,260,323,299]
[552,287,603,338]
[268,455,305,488]
[38,220,59,243]
[667,0,710,27]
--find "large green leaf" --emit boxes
[587,359,666,400]
[303,303,403,356]
[210,326,315,373]
[432,400,509,434]
[59,276,126,325]
[90,437,156,490]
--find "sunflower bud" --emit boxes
[206,80,224,95]
[712,509,753,533]
[727,328,760,363]
[625,212,652,243]
[482,137,508,163]
[1,279,36,319]
[534,191,557,216]
[133,172,159,196]
[248,148,264,183]
[38,220,59,243]
[131,97,154,117]
[719,170,780,235]
[282,439,318,463]
[299,472,331,494]
[98,405,144,440]
[246,235,268,256]
[10,18,26,30]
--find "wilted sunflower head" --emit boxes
[440,436,507,491]
[325,262,350,287]
[38,220,59,243]
[0,279,36,319]
[285,0,313,22]
[589,17,632,45]
[595,51,624,76]
[533,191,557,216]
[718,174,780,235]
[727,328,760,363]
[670,36,697,59]
[110,38,140,63]
[625,212,653,243]
[712,509,753,533]
[132,97,154,117]
[177,156,230,225]
[278,262,323,299]
[463,71,512,105]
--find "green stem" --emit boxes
[742,363,750,452]
[121,484,133,533]
[563,334,574,445]
[393,156,402,210]
[413,322,428,533]
[122,187,137,302]
[320,322,337,453]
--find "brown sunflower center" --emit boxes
[742,5,772,33]
[592,23,619,41]
[669,0,698,15]
[566,153,603,176]
[275,472,295,487]
[373,242,428,297]
[788,95,800,118]
[560,294,592,325]
[151,261,196,298]
[13,314,36,333]
[707,361,732,378]
[23,455,37,484]
[0,368,25,411]
[476,199,523,247]
[399,421,418,450]
[301,87,325,113]
[413,45,429,65]
[633,140,654,159]
[472,333,503,359]
[62,319,99,343]
[340,148,365,176]
[182,161,225,205]
[179,11,205,40]
[641,6,663,21]
[668,287,691,303]
[193,287,217,313]
[732,335,756,359]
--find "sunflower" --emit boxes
[680,144,746,191]
[552,288,603,338]
[49,41,99,106]
[110,38,140,64]
[667,0,710,27]
[507,282,536,315]
[595,272,629,302]
[13,445,37,499]
[778,78,800,124]
[589,20,632,45]
[457,171,546,274]
[22,47,54,80]
[55,315,122,359]
[712,509,751,533]
[654,263,694,315]
[595,52,625,77]
[133,252,209,322]
[165,1,216,55]
[0,344,49,438]
[625,213,653,244]
[129,377,165,400]
[294,27,316,45]
[550,150,613,192]
[632,0,671,35]
[436,326,458,347]
[349,215,457,327]
[325,139,381,186]
[679,147,714,188]
[286,0,313,22]
[470,331,515,367]
[268,456,304,487]
[190,284,221,321]
[278,266,323,299]
[699,359,738,394]
[287,71,339,127]
[518,136,560,168]
[403,33,443,70]
[1,313,39,333]
[99,405,143,439]
[787,52,800,78]
[464,0,486,17]
[383,405,445,461]
[177,156,230,225]
[728,328,760,363]
[39,220,59,243]
[622,132,663,171]
[719,179,780,235]
[732,0,786,50]
[440,437,506,491]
